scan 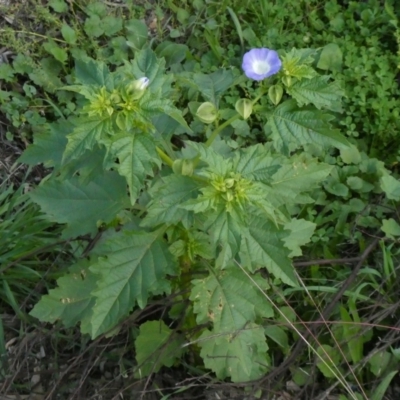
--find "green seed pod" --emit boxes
[172,159,194,176]
[235,98,253,120]
[281,76,292,88]
[268,84,284,105]
[196,102,218,124]
[225,178,235,189]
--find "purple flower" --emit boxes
[242,48,282,81]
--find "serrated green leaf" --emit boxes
[198,323,269,382]
[85,2,107,17]
[12,54,34,74]
[106,134,160,204]
[193,69,234,105]
[30,172,129,238]
[30,260,97,334]
[84,15,104,38]
[135,320,184,377]
[140,98,191,132]
[0,63,15,82]
[60,145,107,184]
[240,216,298,286]
[130,48,166,92]
[288,76,344,112]
[269,155,333,206]
[233,144,280,182]
[90,229,177,338]
[281,49,317,80]
[381,174,400,201]
[29,58,62,93]
[186,142,232,176]
[191,268,273,330]
[141,174,199,229]
[18,121,70,169]
[317,43,343,71]
[63,117,110,163]
[205,205,242,268]
[266,100,350,154]
[74,59,111,87]
[283,219,316,257]
[102,15,123,36]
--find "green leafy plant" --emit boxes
[19,38,400,389]
[2,1,400,398]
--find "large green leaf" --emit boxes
[283,218,316,257]
[30,172,129,238]
[233,144,280,183]
[63,117,111,163]
[198,323,270,382]
[191,268,273,331]
[107,133,160,204]
[269,154,333,206]
[89,229,177,338]
[266,100,350,154]
[204,205,243,269]
[75,58,112,87]
[240,216,298,287]
[288,76,344,112]
[60,145,107,183]
[140,98,191,132]
[30,260,97,334]
[191,268,272,380]
[193,69,234,105]
[141,174,200,229]
[18,121,70,169]
[187,141,232,176]
[134,320,184,377]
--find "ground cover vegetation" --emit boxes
[1,0,400,399]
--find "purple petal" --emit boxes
[242,48,282,81]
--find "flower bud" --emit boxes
[172,159,194,176]
[127,77,150,100]
[196,102,218,124]
[281,76,292,87]
[235,98,253,119]
[268,84,284,105]
[225,178,235,188]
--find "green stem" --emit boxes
[205,114,241,148]
[156,146,174,167]
[252,90,265,105]
[204,88,266,149]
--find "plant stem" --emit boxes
[205,114,240,148]
[156,146,174,167]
